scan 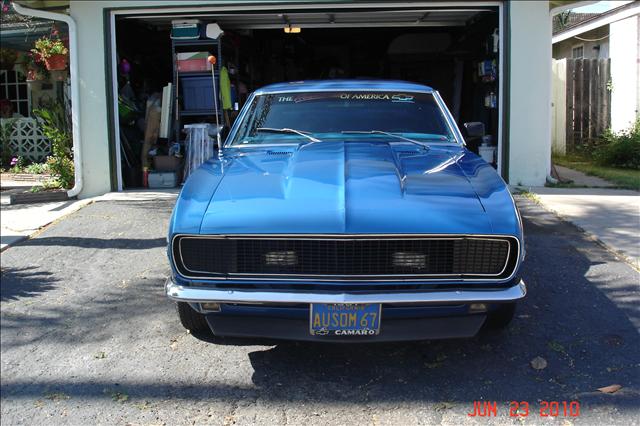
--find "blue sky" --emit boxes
[573,1,634,13]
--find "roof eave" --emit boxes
[553,2,640,43]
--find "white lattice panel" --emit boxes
[7,118,51,162]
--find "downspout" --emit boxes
[12,2,83,198]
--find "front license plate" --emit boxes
[310,303,381,336]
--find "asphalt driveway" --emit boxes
[1,197,639,425]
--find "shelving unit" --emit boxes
[171,38,223,143]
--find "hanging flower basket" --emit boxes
[26,69,47,82]
[21,52,49,82]
[32,30,69,72]
[44,53,67,71]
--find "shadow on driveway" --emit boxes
[0,198,638,424]
[0,266,59,301]
[16,237,167,250]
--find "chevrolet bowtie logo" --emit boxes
[314,328,329,336]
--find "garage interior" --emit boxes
[113,7,501,189]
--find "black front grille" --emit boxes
[173,235,518,281]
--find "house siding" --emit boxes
[552,26,610,59]
[609,14,639,132]
[69,0,552,198]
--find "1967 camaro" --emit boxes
[165,80,526,342]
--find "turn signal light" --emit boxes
[469,303,487,313]
[201,302,221,312]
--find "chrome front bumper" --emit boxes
[165,277,526,305]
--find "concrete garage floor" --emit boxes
[1,198,639,425]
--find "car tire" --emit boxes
[485,303,516,329]
[176,302,210,334]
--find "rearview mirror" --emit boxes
[464,122,485,138]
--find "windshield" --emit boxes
[229,91,456,146]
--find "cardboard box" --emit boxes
[154,155,182,172]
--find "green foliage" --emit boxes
[33,103,74,189]
[593,120,640,169]
[32,36,68,59]
[24,162,49,174]
[553,153,640,190]
[45,155,73,188]
[0,118,16,168]
[8,155,26,173]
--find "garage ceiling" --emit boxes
[128,8,495,30]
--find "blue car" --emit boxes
[166,80,526,342]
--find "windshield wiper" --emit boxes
[341,130,434,148]
[256,127,321,143]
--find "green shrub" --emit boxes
[0,119,16,169]
[24,162,49,174]
[593,120,640,169]
[33,104,74,189]
[8,155,26,173]
[45,155,74,188]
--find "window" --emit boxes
[231,91,455,146]
[572,45,584,59]
[0,70,30,117]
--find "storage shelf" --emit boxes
[172,39,220,46]
[173,36,223,143]
[178,71,219,78]
[180,110,223,117]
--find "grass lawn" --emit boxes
[553,154,640,190]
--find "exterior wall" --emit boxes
[508,0,551,186]
[69,0,216,197]
[68,0,553,197]
[552,26,610,59]
[69,1,111,197]
[609,15,639,132]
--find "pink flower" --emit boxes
[10,157,18,166]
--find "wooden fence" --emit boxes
[552,58,611,154]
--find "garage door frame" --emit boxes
[105,1,506,191]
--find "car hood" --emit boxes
[179,141,514,235]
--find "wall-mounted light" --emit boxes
[284,25,301,34]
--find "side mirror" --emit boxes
[464,122,485,138]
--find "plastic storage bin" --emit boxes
[171,20,201,40]
[148,171,178,188]
[177,59,209,72]
[176,52,212,72]
[180,75,219,112]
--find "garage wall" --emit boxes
[68,1,111,197]
[69,0,273,197]
[508,1,552,186]
[609,15,639,133]
[69,0,553,197]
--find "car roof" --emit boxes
[254,80,435,94]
